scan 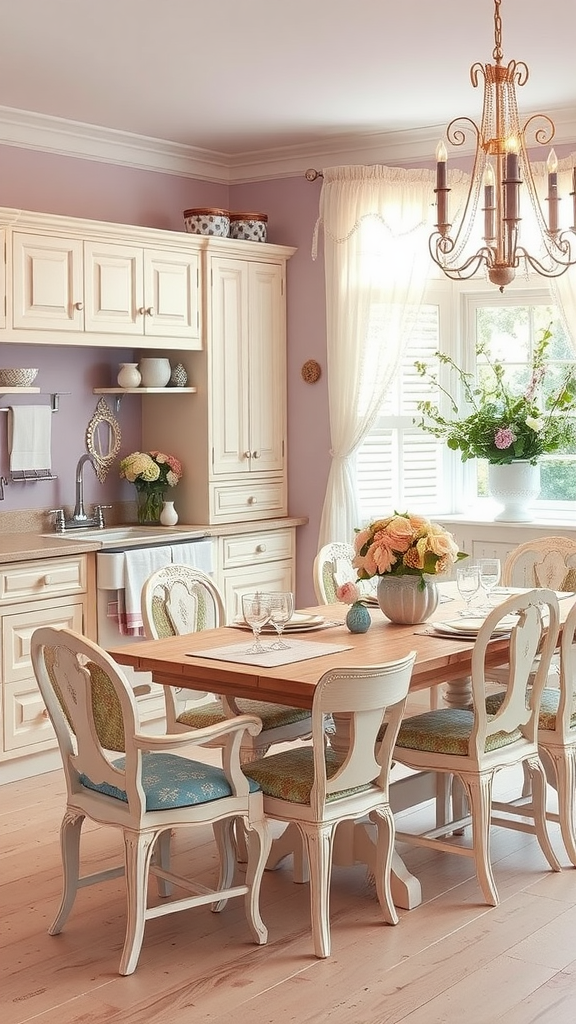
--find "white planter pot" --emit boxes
[376,574,439,625]
[488,461,541,522]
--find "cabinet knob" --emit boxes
[146,306,155,317]
[247,496,256,505]
[243,451,252,460]
[74,301,84,311]
[252,450,261,459]
[138,306,146,316]
[256,543,266,553]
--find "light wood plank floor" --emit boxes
[3,739,576,1024]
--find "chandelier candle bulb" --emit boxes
[435,141,448,230]
[547,149,559,234]
[483,164,496,241]
[505,139,520,223]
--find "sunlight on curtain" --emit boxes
[315,164,468,548]
[549,154,576,354]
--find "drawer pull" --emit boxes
[256,544,267,553]
[41,708,50,720]
[43,575,55,586]
[247,496,256,505]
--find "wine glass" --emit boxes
[268,591,295,649]
[456,564,481,617]
[241,592,272,653]
[478,558,501,612]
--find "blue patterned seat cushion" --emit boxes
[80,752,260,810]
[395,709,521,755]
[486,688,576,732]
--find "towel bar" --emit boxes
[10,470,58,482]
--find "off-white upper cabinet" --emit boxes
[141,242,295,524]
[1,208,201,348]
[210,257,285,477]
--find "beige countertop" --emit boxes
[0,516,308,564]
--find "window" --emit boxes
[356,278,575,521]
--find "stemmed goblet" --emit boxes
[268,591,295,649]
[478,558,501,612]
[241,592,272,653]
[456,564,481,617]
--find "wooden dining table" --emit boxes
[109,588,576,910]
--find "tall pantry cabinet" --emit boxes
[141,238,296,616]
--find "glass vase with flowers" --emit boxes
[119,450,183,524]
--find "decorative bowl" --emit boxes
[183,208,230,236]
[0,368,38,387]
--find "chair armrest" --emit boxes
[132,713,263,752]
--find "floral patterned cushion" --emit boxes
[485,688,576,732]
[44,646,126,752]
[395,709,521,756]
[242,746,371,804]
[80,752,260,810]
[178,699,310,732]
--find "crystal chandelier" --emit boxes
[430,0,576,291]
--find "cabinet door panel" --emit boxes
[211,259,250,475]
[248,263,285,473]
[3,678,56,753]
[84,241,142,333]
[143,250,200,341]
[12,232,83,330]
[2,600,84,683]
[221,561,293,624]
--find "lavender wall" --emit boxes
[0,146,326,600]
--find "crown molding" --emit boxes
[0,103,574,186]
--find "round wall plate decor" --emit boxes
[301,359,321,384]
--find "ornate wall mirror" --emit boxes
[85,397,121,482]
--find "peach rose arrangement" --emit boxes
[353,512,466,588]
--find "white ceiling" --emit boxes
[1,0,575,181]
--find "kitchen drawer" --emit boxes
[210,478,286,523]
[3,677,56,754]
[220,528,294,569]
[2,598,84,683]
[0,555,87,605]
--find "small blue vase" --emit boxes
[345,602,371,634]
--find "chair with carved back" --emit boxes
[243,651,417,957]
[487,597,576,866]
[393,589,562,906]
[141,564,312,761]
[30,625,270,976]
[313,542,439,709]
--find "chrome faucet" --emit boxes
[56,453,105,530]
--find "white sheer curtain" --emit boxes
[315,164,467,548]
[548,153,576,353]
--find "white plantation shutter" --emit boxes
[356,302,447,519]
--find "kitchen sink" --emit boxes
[43,526,208,548]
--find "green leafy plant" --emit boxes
[414,326,576,465]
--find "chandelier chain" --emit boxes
[492,0,503,64]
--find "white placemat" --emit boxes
[185,638,353,668]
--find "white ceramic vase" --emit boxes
[117,362,141,388]
[488,461,540,522]
[138,357,171,388]
[160,500,178,526]
[376,574,439,625]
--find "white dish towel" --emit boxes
[123,545,173,635]
[170,539,214,576]
[8,405,52,472]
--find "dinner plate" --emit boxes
[233,612,326,633]
[431,615,516,639]
[232,620,330,635]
